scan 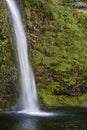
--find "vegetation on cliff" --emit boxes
[24,0,87,106]
[0,1,17,110]
[0,0,87,109]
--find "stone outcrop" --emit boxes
[75,2,87,8]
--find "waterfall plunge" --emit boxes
[6,0,40,112]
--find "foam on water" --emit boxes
[18,110,54,117]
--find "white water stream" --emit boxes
[6,0,40,112]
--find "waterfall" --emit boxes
[6,0,40,112]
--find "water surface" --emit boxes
[0,107,87,130]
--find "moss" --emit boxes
[30,50,43,69]
[0,0,87,109]
[0,1,18,110]
[38,86,87,106]
[38,91,87,106]
[37,85,82,106]
[38,88,58,106]
[37,83,81,106]
[57,95,80,105]
[79,93,87,102]
[26,0,87,106]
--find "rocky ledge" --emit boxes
[75,2,87,8]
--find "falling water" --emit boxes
[6,0,40,112]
